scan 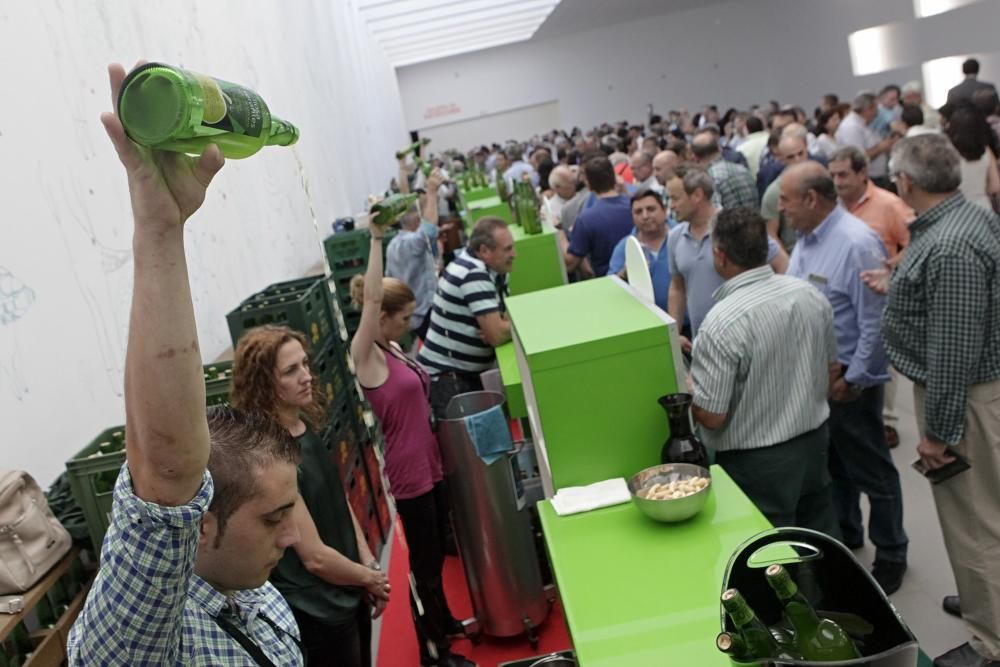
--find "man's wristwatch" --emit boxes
[847,382,864,397]
[368,560,382,572]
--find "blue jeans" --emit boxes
[828,385,908,563]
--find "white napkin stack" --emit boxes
[551,478,632,516]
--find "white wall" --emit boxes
[419,100,561,151]
[397,0,1000,151]
[2,1,408,485]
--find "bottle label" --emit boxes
[193,72,266,138]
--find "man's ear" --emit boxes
[200,510,218,549]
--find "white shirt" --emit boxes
[835,112,887,178]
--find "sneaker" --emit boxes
[872,559,907,595]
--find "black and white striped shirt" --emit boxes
[417,251,504,375]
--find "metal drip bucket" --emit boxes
[438,391,549,644]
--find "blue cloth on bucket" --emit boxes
[464,405,512,465]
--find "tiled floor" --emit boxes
[856,375,969,658]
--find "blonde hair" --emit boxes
[349,275,416,314]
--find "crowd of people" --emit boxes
[67,57,1000,667]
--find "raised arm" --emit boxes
[397,156,411,195]
[350,221,389,387]
[103,63,224,507]
[421,168,444,224]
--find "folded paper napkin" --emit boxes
[551,478,632,516]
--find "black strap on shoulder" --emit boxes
[213,607,289,667]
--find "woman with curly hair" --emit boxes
[350,221,473,667]
[231,324,390,667]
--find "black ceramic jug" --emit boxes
[658,393,709,468]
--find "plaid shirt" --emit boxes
[884,193,1000,445]
[68,465,303,666]
[708,157,759,211]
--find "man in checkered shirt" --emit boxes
[68,63,305,666]
[866,134,1000,667]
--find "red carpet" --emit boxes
[377,523,572,666]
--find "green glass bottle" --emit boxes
[414,157,433,178]
[721,588,779,661]
[370,192,419,227]
[766,564,861,661]
[395,137,431,160]
[117,63,299,159]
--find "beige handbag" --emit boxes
[0,470,72,594]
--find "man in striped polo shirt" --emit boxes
[418,217,516,419]
[690,206,840,538]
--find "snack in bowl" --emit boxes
[628,463,713,523]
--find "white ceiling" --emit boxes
[361,0,735,69]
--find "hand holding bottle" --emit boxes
[101,62,225,231]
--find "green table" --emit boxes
[539,467,772,666]
[508,222,567,296]
[466,195,512,226]
[496,342,525,419]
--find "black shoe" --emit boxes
[424,653,478,667]
[933,642,1000,666]
[943,595,962,618]
[871,559,907,595]
[445,617,466,638]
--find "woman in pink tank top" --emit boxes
[350,221,473,667]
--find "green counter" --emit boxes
[539,467,772,666]
[496,342,525,419]
[467,195,512,226]
[508,222,567,296]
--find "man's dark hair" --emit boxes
[584,156,616,194]
[900,103,924,128]
[468,216,509,255]
[880,84,901,98]
[745,116,765,133]
[206,407,300,542]
[630,188,664,209]
[713,207,768,269]
[823,93,839,107]
[649,113,662,125]
[963,58,980,75]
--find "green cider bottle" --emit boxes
[117,63,299,159]
[370,192,419,227]
[720,588,780,661]
[765,564,861,661]
[395,137,431,160]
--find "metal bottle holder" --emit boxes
[721,528,918,667]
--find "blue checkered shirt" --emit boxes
[67,465,303,666]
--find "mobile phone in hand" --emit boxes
[912,451,970,484]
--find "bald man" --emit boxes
[653,150,679,209]
[629,150,661,194]
[781,161,908,595]
[760,134,812,250]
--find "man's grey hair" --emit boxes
[901,80,922,96]
[829,145,869,173]
[852,92,878,112]
[673,164,715,199]
[780,123,809,142]
[549,165,574,189]
[468,216,509,255]
[608,151,629,166]
[503,144,523,161]
[890,134,962,193]
[630,150,653,167]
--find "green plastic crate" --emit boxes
[323,229,396,275]
[66,426,126,553]
[227,276,335,350]
[203,360,234,406]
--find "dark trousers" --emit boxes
[396,483,459,665]
[429,372,483,422]
[828,386,908,563]
[291,600,372,667]
[716,422,840,538]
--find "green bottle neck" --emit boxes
[267,117,299,147]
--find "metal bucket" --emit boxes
[439,391,549,639]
